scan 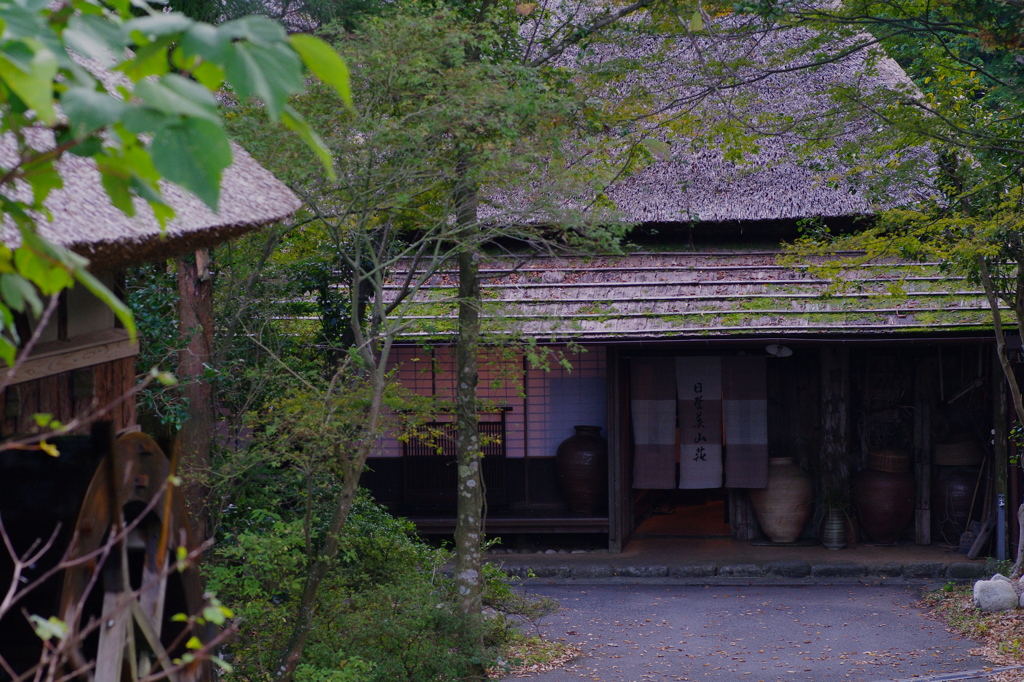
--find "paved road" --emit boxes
[518,583,988,681]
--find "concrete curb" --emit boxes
[492,559,993,583]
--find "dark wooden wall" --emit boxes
[0,356,137,438]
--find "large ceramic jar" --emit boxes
[556,426,608,515]
[748,457,813,543]
[852,449,915,543]
[932,467,982,544]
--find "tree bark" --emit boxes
[177,250,214,542]
[453,164,486,679]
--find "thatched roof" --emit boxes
[488,18,930,225]
[386,252,991,341]
[0,133,300,270]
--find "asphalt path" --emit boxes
[517,583,991,682]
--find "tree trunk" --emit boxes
[453,166,486,679]
[976,257,1024,578]
[177,250,214,542]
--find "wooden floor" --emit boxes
[634,499,731,538]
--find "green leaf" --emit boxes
[124,13,194,40]
[690,10,704,32]
[185,635,202,650]
[281,105,335,180]
[0,44,58,124]
[0,273,43,316]
[218,15,287,45]
[223,41,302,120]
[134,75,220,122]
[149,117,232,210]
[20,156,63,206]
[61,87,127,137]
[117,37,171,81]
[28,615,67,641]
[0,337,17,367]
[64,13,125,66]
[642,138,672,161]
[179,22,225,63]
[289,33,353,111]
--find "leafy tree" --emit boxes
[217,2,676,676]
[0,0,350,381]
[721,0,1024,568]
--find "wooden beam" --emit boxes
[6,329,137,386]
[607,347,628,553]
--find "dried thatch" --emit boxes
[0,133,300,270]
[388,252,991,340]
[486,16,930,225]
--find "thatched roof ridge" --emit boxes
[488,17,932,225]
[1,133,300,270]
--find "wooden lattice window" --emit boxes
[402,416,508,511]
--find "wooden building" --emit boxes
[0,132,299,679]
[361,23,1012,555]
[0,141,299,436]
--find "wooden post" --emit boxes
[177,249,214,542]
[819,346,850,493]
[994,345,1009,553]
[607,349,629,553]
[914,355,934,545]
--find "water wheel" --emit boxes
[59,432,208,682]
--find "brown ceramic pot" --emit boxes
[852,467,915,543]
[556,426,608,515]
[748,457,813,543]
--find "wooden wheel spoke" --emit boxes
[57,433,207,682]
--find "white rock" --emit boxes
[974,579,1020,612]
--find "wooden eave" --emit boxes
[380,252,996,342]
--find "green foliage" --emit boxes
[0,1,351,367]
[209,482,544,681]
[126,262,190,429]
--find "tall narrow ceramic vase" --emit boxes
[748,457,813,543]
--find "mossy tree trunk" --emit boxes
[454,163,487,679]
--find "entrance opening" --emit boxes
[633,488,730,538]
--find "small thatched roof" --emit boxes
[488,18,931,225]
[0,133,300,270]
[385,252,992,341]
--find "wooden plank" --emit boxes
[16,380,39,433]
[6,329,137,387]
[968,518,995,559]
